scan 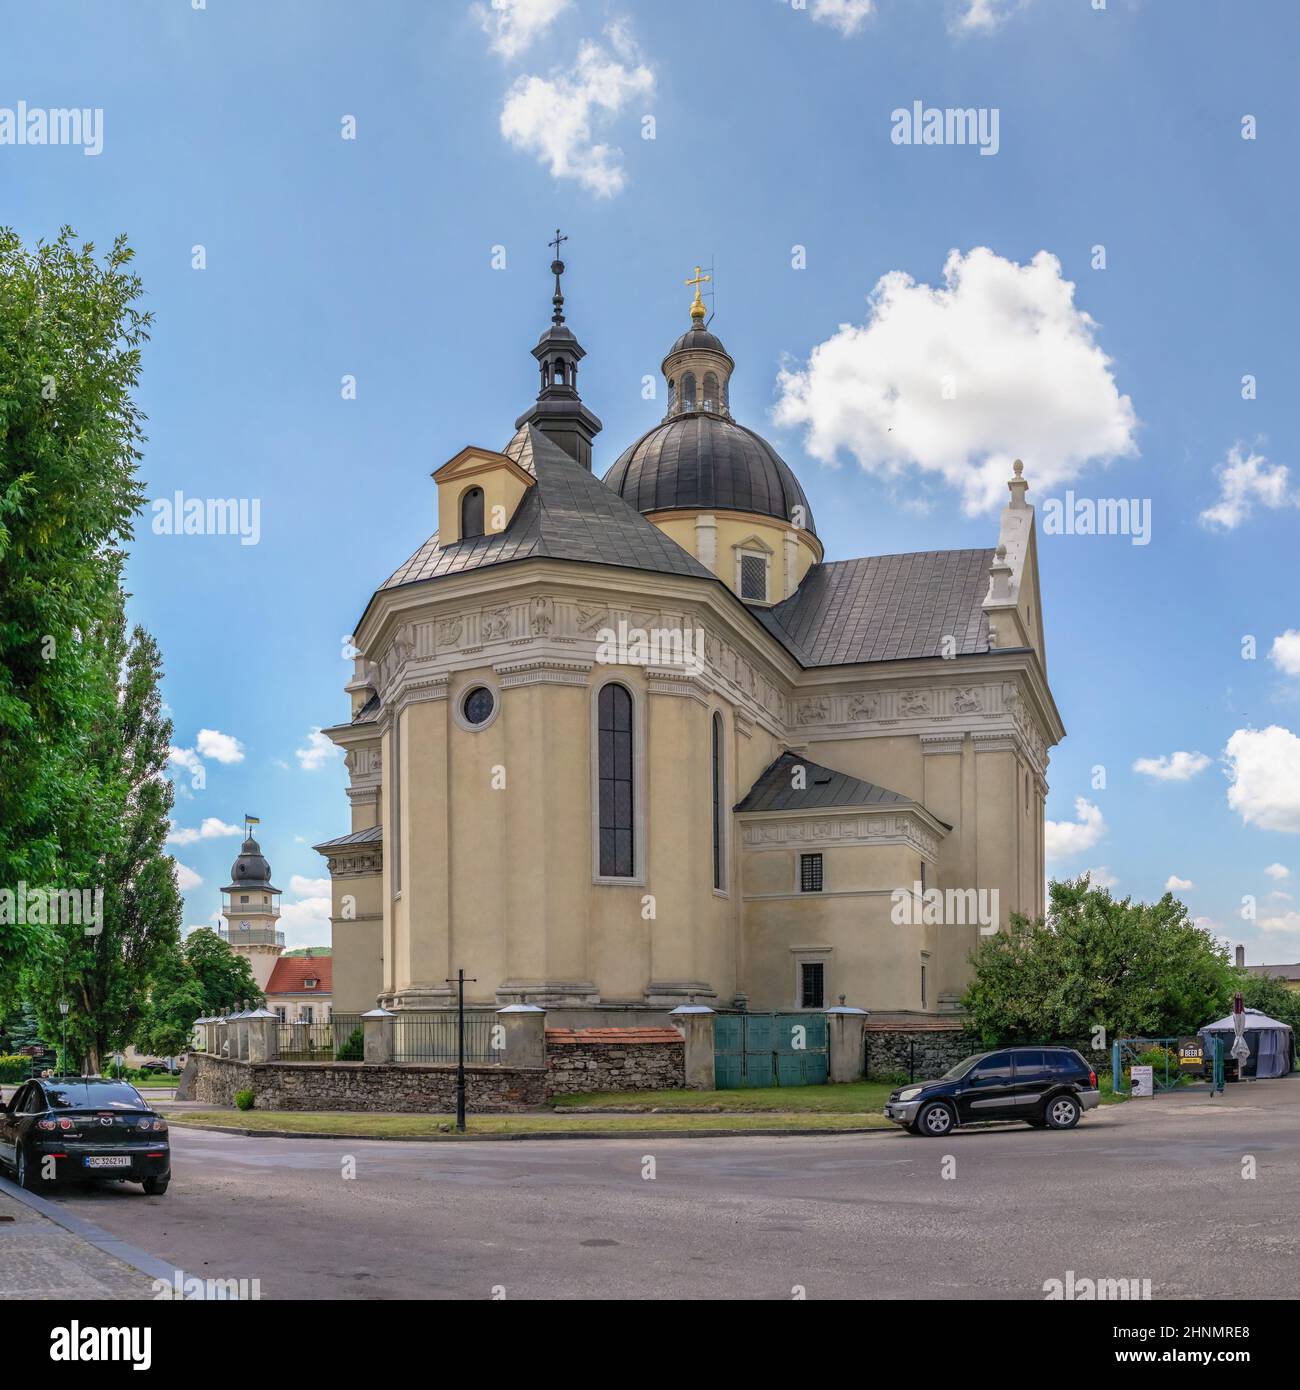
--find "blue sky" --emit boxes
[5,0,1299,959]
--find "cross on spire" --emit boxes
[549,227,568,325]
[686,264,711,324]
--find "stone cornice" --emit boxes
[736,805,945,862]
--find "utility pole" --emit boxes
[444,969,478,1132]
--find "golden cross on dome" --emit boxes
[685,264,711,323]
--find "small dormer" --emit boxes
[432,445,535,546]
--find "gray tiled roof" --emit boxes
[735,751,916,814]
[381,426,712,591]
[603,413,817,537]
[353,693,380,722]
[313,825,383,851]
[752,549,993,667]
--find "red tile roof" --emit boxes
[545,1027,682,1045]
[265,955,333,997]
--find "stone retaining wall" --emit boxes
[191,1054,547,1113]
[545,1029,684,1095]
[866,1029,1110,1081]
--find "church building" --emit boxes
[315,244,1064,1025]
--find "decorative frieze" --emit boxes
[324,848,383,878]
[740,810,943,862]
[495,658,592,689]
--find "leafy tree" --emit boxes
[183,927,262,1015]
[963,876,1237,1046]
[0,227,150,981]
[23,614,183,1072]
[1237,971,1300,1035]
[134,938,204,1056]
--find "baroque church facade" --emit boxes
[316,248,1064,1024]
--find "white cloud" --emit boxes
[475,0,569,60]
[1132,750,1211,782]
[168,746,203,774]
[773,248,1138,515]
[173,862,203,892]
[167,817,241,846]
[1045,796,1106,860]
[1165,875,1194,892]
[953,0,1027,33]
[1224,726,1300,833]
[1199,444,1297,531]
[196,728,244,764]
[279,896,332,941]
[1270,890,1294,902]
[296,727,342,772]
[1265,863,1291,881]
[1258,909,1300,938]
[1269,630,1300,678]
[500,28,654,197]
[1085,866,1118,889]
[810,0,876,36]
[290,874,331,899]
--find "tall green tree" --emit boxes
[134,938,204,1057]
[24,613,183,1072]
[963,876,1237,1045]
[183,927,262,1015]
[0,227,150,981]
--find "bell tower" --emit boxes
[219,815,284,992]
[513,228,603,469]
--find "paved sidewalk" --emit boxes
[0,1180,165,1300]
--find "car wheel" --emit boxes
[916,1101,956,1137]
[1045,1094,1081,1130]
[16,1146,46,1191]
[142,1177,170,1196]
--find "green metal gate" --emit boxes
[714,1012,829,1088]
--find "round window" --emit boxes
[462,686,495,727]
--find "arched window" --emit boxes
[460,486,485,540]
[681,372,697,411]
[597,683,635,878]
[554,359,566,385]
[703,371,720,413]
[712,712,725,890]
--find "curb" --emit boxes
[0,1174,188,1289]
[169,1118,897,1143]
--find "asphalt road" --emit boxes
[38,1080,1300,1300]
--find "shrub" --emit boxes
[335,1027,364,1062]
[233,1088,255,1111]
[0,1053,30,1083]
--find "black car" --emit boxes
[0,1076,171,1194]
[884,1047,1100,1137]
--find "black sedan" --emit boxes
[0,1076,171,1194]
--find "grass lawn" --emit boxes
[173,1109,892,1138]
[549,1081,898,1113]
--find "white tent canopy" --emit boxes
[1200,1008,1289,1032]
[1199,1009,1295,1079]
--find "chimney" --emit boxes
[1235,944,1245,968]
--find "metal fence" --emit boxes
[393,1011,498,1063]
[277,1014,365,1061]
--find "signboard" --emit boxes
[1178,1037,1204,1075]
[1130,1064,1154,1097]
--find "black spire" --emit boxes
[514,229,602,470]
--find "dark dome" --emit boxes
[667,327,731,358]
[603,413,817,537]
[222,837,280,893]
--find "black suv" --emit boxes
[884,1047,1100,1137]
[0,1076,171,1193]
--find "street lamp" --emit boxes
[58,1000,69,1075]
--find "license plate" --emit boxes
[84,1155,131,1169]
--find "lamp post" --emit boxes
[58,1000,69,1075]
[444,969,478,1133]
